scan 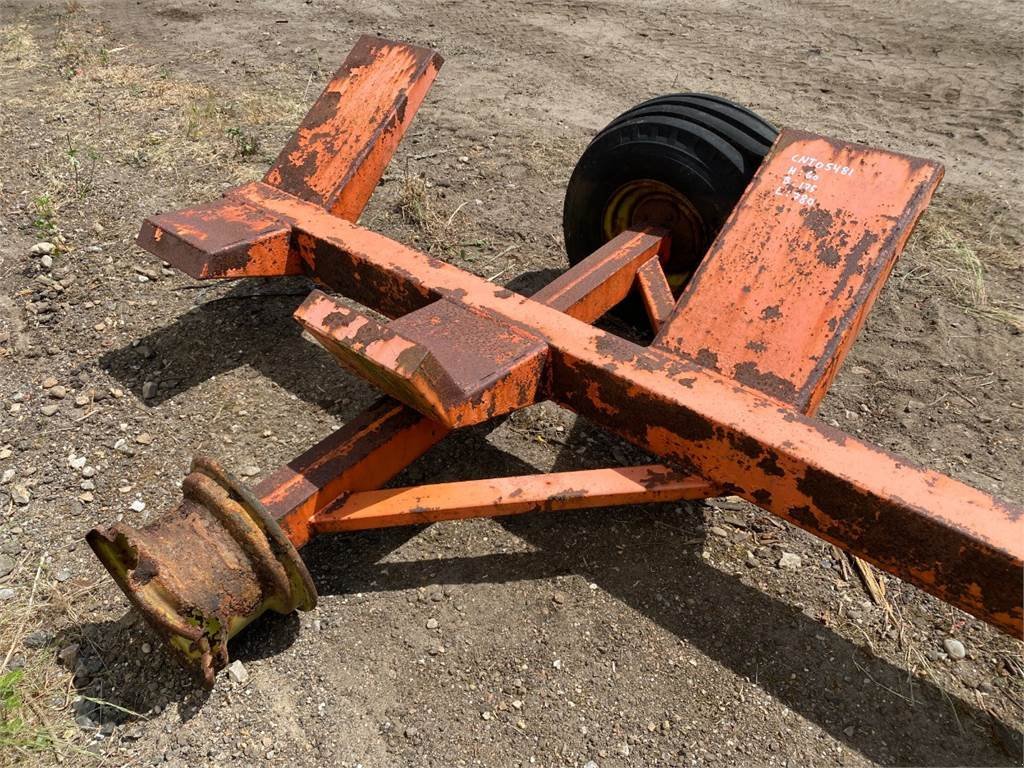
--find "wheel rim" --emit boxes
[601,179,707,290]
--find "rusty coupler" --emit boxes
[87,459,315,686]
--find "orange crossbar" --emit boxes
[311,467,717,533]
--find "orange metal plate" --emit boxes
[264,35,443,221]
[295,295,548,428]
[655,129,943,413]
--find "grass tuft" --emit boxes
[396,172,466,255]
[901,194,1023,330]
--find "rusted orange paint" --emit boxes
[655,129,943,413]
[265,35,442,222]
[138,197,300,279]
[531,227,667,322]
[295,292,548,428]
[255,397,449,548]
[123,33,1022,639]
[220,179,1023,635]
[634,256,675,332]
[311,466,716,532]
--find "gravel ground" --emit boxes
[0,1,1021,766]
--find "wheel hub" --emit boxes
[601,179,707,290]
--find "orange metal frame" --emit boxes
[92,35,1023,662]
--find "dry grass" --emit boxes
[0,559,87,767]
[0,24,39,70]
[0,8,307,236]
[396,172,468,255]
[901,194,1024,330]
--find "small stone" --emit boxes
[141,642,151,654]
[80,480,94,491]
[511,699,523,709]
[11,486,29,505]
[40,253,53,269]
[92,222,104,233]
[425,618,439,630]
[977,681,995,694]
[24,630,53,649]
[55,567,71,582]
[30,242,56,255]
[226,659,248,684]
[110,388,124,399]
[709,525,729,538]
[1,469,14,484]
[75,714,97,731]
[74,394,90,407]
[239,466,259,478]
[552,659,562,670]
[0,554,15,578]
[584,762,598,768]
[135,432,153,445]
[58,643,80,668]
[943,637,966,660]
[481,711,491,720]
[404,726,418,738]
[40,404,59,416]
[130,499,146,513]
[81,466,96,478]
[141,381,158,399]
[69,455,87,470]
[99,721,115,737]
[458,155,469,163]
[0,588,15,601]
[778,552,802,570]
[41,376,57,389]
[49,385,67,399]
[78,492,93,503]
[552,591,566,605]
[0,447,10,459]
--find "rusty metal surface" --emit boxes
[137,197,299,280]
[218,178,1023,635]
[256,396,449,548]
[634,256,675,332]
[531,227,667,322]
[86,459,315,686]
[654,129,944,413]
[294,296,549,427]
[264,35,442,221]
[311,466,716,532]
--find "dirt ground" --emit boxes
[1,1,1022,766]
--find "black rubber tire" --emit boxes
[562,93,778,324]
